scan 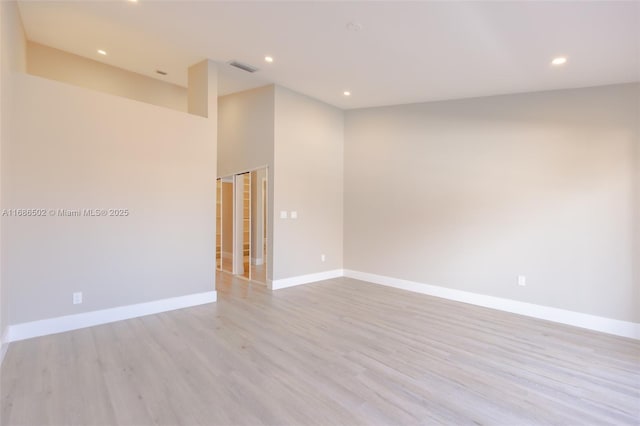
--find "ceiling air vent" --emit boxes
[228,61,259,73]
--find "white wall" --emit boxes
[218,85,275,279]
[218,85,344,283]
[344,83,639,323]
[27,42,188,112]
[273,86,344,280]
[1,0,27,357]
[218,85,275,177]
[635,104,640,316]
[5,73,217,325]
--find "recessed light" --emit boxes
[343,91,351,96]
[97,49,107,56]
[128,0,138,3]
[265,56,274,63]
[551,57,567,66]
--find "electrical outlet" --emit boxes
[280,210,288,219]
[321,254,326,262]
[517,275,526,287]
[290,211,298,219]
[73,292,83,304]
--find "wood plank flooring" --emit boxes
[2,274,639,425]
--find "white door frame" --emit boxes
[232,174,243,276]
[217,165,268,282]
[260,176,267,266]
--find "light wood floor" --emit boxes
[218,259,267,284]
[2,274,639,425]
[250,263,266,285]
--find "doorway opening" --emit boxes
[216,166,268,285]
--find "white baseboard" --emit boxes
[6,269,635,343]
[6,291,217,343]
[344,270,640,340]
[270,269,344,290]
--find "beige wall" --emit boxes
[217,85,275,177]
[636,103,640,314]
[218,85,275,278]
[218,85,344,282]
[1,0,27,352]
[344,83,640,323]
[5,73,217,325]
[273,86,344,280]
[1,2,3,349]
[27,42,187,112]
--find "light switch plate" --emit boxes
[290,211,298,219]
[280,210,288,219]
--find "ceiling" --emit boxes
[17,1,640,110]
